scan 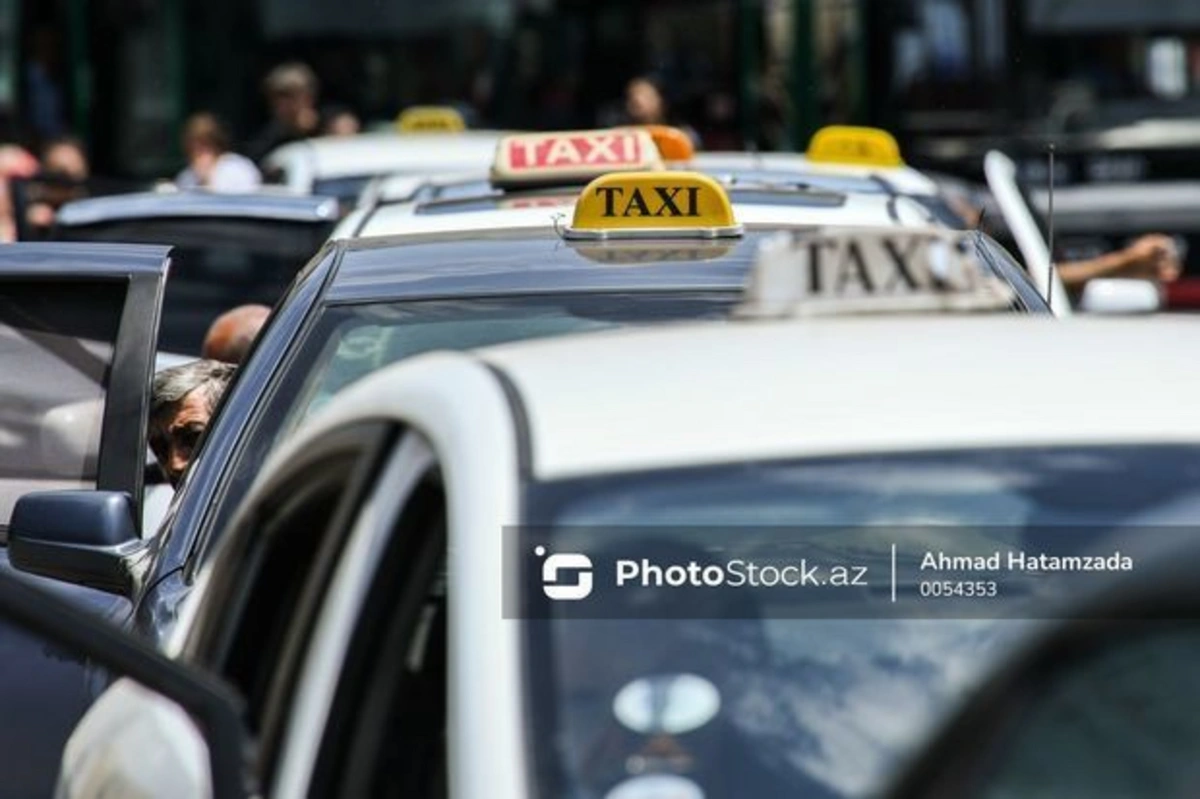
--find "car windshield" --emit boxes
[205,292,738,542]
[53,218,333,354]
[521,445,1200,799]
[276,293,736,439]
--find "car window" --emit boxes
[977,628,1200,799]
[53,218,332,354]
[0,280,124,529]
[199,292,736,559]
[307,472,448,799]
[186,423,393,785]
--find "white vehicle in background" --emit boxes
[263,129,505,209]
[333,126,992,243]
[32,224,1200,799]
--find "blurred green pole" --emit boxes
[849,0,868,124]
[789,0,818,150]
[66,0,89,142]
[738,0,760,149]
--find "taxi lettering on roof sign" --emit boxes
[806,125,904,168]
[491,129,663,186]
[564,171,742,241]
[735,226,1016,318]
[396,106,467,133]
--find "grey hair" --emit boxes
[151,359,236,422]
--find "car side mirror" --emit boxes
[0,570,248,799]
[883,549,1200,799]
[9,491,145,596]
[1078,278,1162,315]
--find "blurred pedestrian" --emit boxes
[148,360,236,487]
[25,27,66,142]
[247,62,322,162]
[625,76,668,126]
[938,180,1182,291]
[176,113,262,193]
[24,136,90,232]
[603,75,700,147]
[202,304,271,364]
[41,136,89,181]
[323,106,361,137]
[0,144,40,242]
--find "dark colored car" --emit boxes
[51,191,339,354]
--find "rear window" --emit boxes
[54,218,332,354]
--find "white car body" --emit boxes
[336,189,941,240]
[59,313,1200,799]
[691,151,942,197]
[263,132,505,196]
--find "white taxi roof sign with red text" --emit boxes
[491,129,664,187]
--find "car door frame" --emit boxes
[0,242,169,533]
[255,356,528,799]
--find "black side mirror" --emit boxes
[9,491,145,596]
[884,548,1200,799]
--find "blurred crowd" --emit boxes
[0,57,719,242]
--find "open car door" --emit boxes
[984,150,1073,316]
[0,242,167,797]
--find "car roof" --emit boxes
[357,169,486,208]
[55,190,341,226]
[692,151,941,196]
[328,225,793,301]
[270,316,1200,483]
[347,190,937,239]
[475,316,1200,479]
[325,202,971,303]
[264,131,504,181]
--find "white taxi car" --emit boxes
[263,128,504,208]
[336,127,986,243]
[46,225,1200,799]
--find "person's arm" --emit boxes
[1057,234,1182,288]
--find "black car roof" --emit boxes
[56,190,340,227]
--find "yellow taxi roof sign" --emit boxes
[623,124,696,162]
[396,106,467,133]
[805,125,904,168]
[491,129,664,187]
[565,171,742,241]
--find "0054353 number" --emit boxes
[918,580,998,598]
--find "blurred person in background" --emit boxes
[603,75,700,147]
[24,136,91,233]
[202,304,271,365]
[940,180,1181,291]
[0,145,40,242]
[322,106,361,137]
[176,113,262,193]
[41,136,89,181]
[248,62,323,162]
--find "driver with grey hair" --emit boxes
[148,360,236,487]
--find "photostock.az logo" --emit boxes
[536,546,593,600]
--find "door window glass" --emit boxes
[0,279,123,528]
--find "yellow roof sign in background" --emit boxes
[806,125,904,168]
[396,106,467,133]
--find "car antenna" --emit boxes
[1046,142,1057,312]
